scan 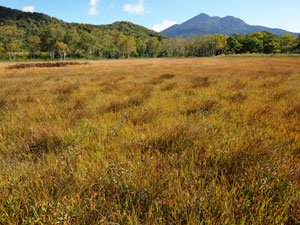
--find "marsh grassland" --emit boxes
[1,58,300,224]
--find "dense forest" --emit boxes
[1,6,300,60]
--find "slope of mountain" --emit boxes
[99,21,167,39]
[161,13,296,37]
[0,6,167,40]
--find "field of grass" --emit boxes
[1,58,300,224]
[219,53,300,58]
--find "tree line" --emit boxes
[1,24,300,60]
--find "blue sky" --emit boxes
[1,0,300,32]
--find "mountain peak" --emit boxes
[222,15,236,20]
[221,16,245,24]
[161,13,295,37]
[196,13,210,18]
[189,13,211,22]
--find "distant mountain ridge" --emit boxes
[161,13,297,37]
[0,6,167,40]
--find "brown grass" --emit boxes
[190,76,210,88]
[159,73,176,80]
[1,58,300,224]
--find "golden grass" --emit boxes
[1,58,300,224]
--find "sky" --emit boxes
[0,0,300,33]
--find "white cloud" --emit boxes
[152,19,178,32]
[22,6,35,13]
[88,0,99,16]
[123,0,146,15]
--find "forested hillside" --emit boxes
[0,6,166,39]
[0,6,62,28]
[0,6,300,60]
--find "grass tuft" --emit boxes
[137,125,196,154]
[228,91,248,103]
[25,129,64,155]
[285,104,300,118]
[190,76,210,88]
[0,98,6,109]
[160,82,177,91]
[184,99,218,115]
[159,73,176,80]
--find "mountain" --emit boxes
[161,13,296,37]
[0,6,167,40]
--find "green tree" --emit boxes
[296,35,300,52]
[228,33,263,54]
[79,31,97,57]
[27,35,41,58]
[126,36,136,58]
[249,32,264,40]
[211,34,228,55]
[0,25,25,60]
[40,24,65,59]
[113,32,127,58]
[226,36,243,54]
[264,39,281,54]
[146,37,161,57]
[280,34,297,53]
[161,39,173,57]
[243,35,263,53]
[0,41,6,59]
[185,35,197,56]
[136,38,147,58]
[64,28,80,57]
[102,33,116,58]
[91,30,106,58]
[55,41,69,60]
[7,39,23,60]
[173,36,186,57]
[260,31,280,54]
[196,35,216,56]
